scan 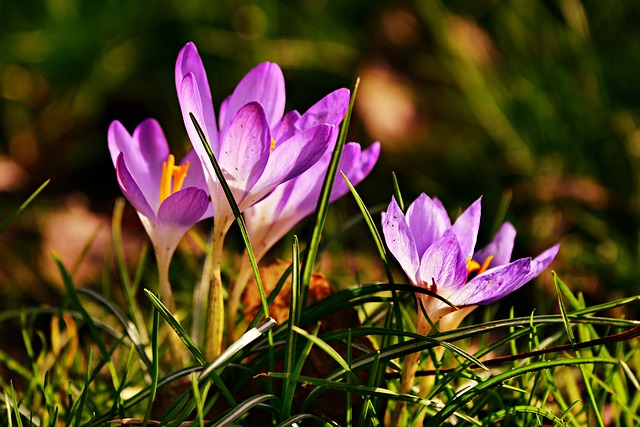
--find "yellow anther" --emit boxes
[159,154,190,202]
[477,255,494,276]
[466,257,481,276]
[270,138,277,154]
[466,255,494,278]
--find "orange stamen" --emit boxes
[466,255,494,278]
[270,138,277,154]
[159,154,190,202]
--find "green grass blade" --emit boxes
[214,394,276,427]
[142,306,160,427]
[72,348,92,427]
[144,289,207,366]
[77,287,151,369]
[275,414,340,427]
[480,405,569,426]
[0,179,49,234]
[426,357,618,426]
[292,325,360,384]
[340,173,405,336]
[9,382,24,427]
[391,172,404,212]
[112,198,149,346]
[53,254,109,359]
[301,78,359,299]
[281,237,300,421]
[554,272,605,427]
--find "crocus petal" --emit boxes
[432,197,452,228]
[157,187,210,227]
[526,244,560,281]
[406,193,450,256]
[218,102,271,204]
[181,149,214,218]
[115,153,156,220]
[108,119,169,209]
[179,72,219,175]
[450,197,482,259]
[331,142,381,199]
[175,43,218,149]
[219,62,285,132]
[271,110,302,142]
[245,123,332,208]
[295,88,350,130]
[382,196,420,284]
[458,258,532,306]
[473,222,516,268]
[418,234,467,291]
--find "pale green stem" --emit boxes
[389,314,433,427]
[227,254,254,344]
[156,250,186,368]
[191,232,213,348]
[205,219,227,360]
[413,306,477,426]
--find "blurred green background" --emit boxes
[1,0,639,314]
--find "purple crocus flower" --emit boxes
[108,118,212,281]
[175,42,334,235]
[382,194,559,322]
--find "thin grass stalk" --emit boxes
[281,236,300,421]
[72,347,93,427]
[144,290,207,366]
[555,273,605,427]
[0,179,49,234]
[112,199,149,346]
[301,78,359,303]
[341,173,403,331]
[142,307,160,427]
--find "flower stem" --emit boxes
[389,314,432,427]
[156,252,186,368]
[205,220,226,360]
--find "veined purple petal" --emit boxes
[181,149,214,219]
[115,153,156,220]
[526,244,560,282]
[175,43,218,148]
[157,187,210,227]
[382,197,420,285]
[331,142,380,200]
[218,102,271,204]
[179,73,219,172]
[219,62,285,132]
[245,123,332,208]
[432,197,452,228]
[450,197,482,259]
[418,234,467,292]
[473,222,516,268]
[458,258,532,306]
[271,110,302,142]
[295,88,350,130]
[406,194,450,257]
[108,119,169,210]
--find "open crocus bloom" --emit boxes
[108,118,212,268]
[382,194,560,322]
[175,42,335,234]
